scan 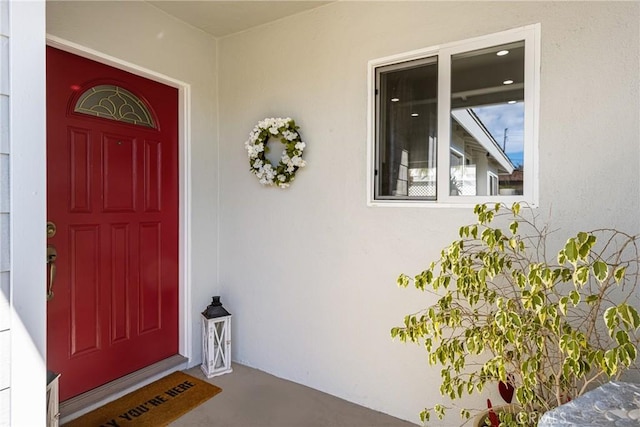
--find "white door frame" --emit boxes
[44,35,193,362]
[9,2,47,426]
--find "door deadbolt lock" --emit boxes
[47,221,57,238]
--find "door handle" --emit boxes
[47,245,57,301]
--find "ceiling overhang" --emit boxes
[147,1,333,38]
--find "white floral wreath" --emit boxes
[244,117,306,188]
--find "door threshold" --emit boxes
[59,354,188,424]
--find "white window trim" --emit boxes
[488,171,499,196]
[367,24,540,208]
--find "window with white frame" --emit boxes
[368,25,539,206]
[488,172,499,196]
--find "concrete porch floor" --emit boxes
[170,364,418,427]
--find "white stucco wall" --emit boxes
[46,1,220,366]
[40,1,640,425]
[218,2,639,424]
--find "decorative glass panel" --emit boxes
[74,85,156,128]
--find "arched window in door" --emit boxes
[74,84,156,128]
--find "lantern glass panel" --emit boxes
[214,321,225,369]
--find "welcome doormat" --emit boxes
[64,371,222,427]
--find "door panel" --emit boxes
[69,128,92,213]
[103,134,136,212]
[144,140,162,212]
[110,223,130,343]
[46,47,179,401]
[139,221,162,333]
[69,224,101,357]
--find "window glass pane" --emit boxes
[74,85,156,128]
[376,58,438,199]
[450,41,524,196]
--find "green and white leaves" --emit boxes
[391,202,640,427]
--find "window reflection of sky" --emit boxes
[472,102,524,167]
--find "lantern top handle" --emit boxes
[202,296,231,319]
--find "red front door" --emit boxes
[46,47,179,401]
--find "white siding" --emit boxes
[0,389,7,427]
[7,1,47,426]
[0,327,8,390]
[0,0,10,424]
